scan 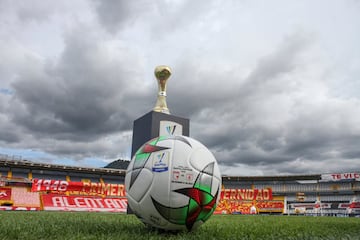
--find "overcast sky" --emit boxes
[0,0,359,176]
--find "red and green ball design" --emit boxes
[129,136,219,231]
[152,165,219,231]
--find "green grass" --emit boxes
[0,212,359,240]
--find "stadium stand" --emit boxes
[0,155,359,216]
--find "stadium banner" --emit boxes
[321,172,360,181]
[0,187,12,201]
[214,188,282,214]
[215,199,284,214]
[221,188,273,201]
[31,179,125,197]
[41,194,127,212]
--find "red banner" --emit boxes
[350,202,360,209]
[41,194,127,212]
[221,188,273,201]
[215,188,282,214]
[0,187,11,201]
[32,179,125,197]
[340,202,360,209]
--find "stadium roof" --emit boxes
[223,174,321,182]
[0,158,126,176]
[1,157,325,181]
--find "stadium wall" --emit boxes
[1,157,359,216]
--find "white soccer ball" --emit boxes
[125,135,222,231]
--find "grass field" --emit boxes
[0,212,359,240]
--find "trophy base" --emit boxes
[153,107,170,114]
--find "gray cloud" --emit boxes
[165,31,360,175]
[91,0,153,33]
[91,0,219,35]
[8,24,149,143]
[0,116,20,143]
[0,0,359,175]
[0,0,66,23]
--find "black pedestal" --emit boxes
[131,111,190,157]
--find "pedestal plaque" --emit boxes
[131,111,189,157]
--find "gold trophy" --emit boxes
[153,65,172,114]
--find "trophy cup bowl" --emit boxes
[153,65,172,114]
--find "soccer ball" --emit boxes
[125,135,221,231]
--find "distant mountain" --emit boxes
[104,159,130,170]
